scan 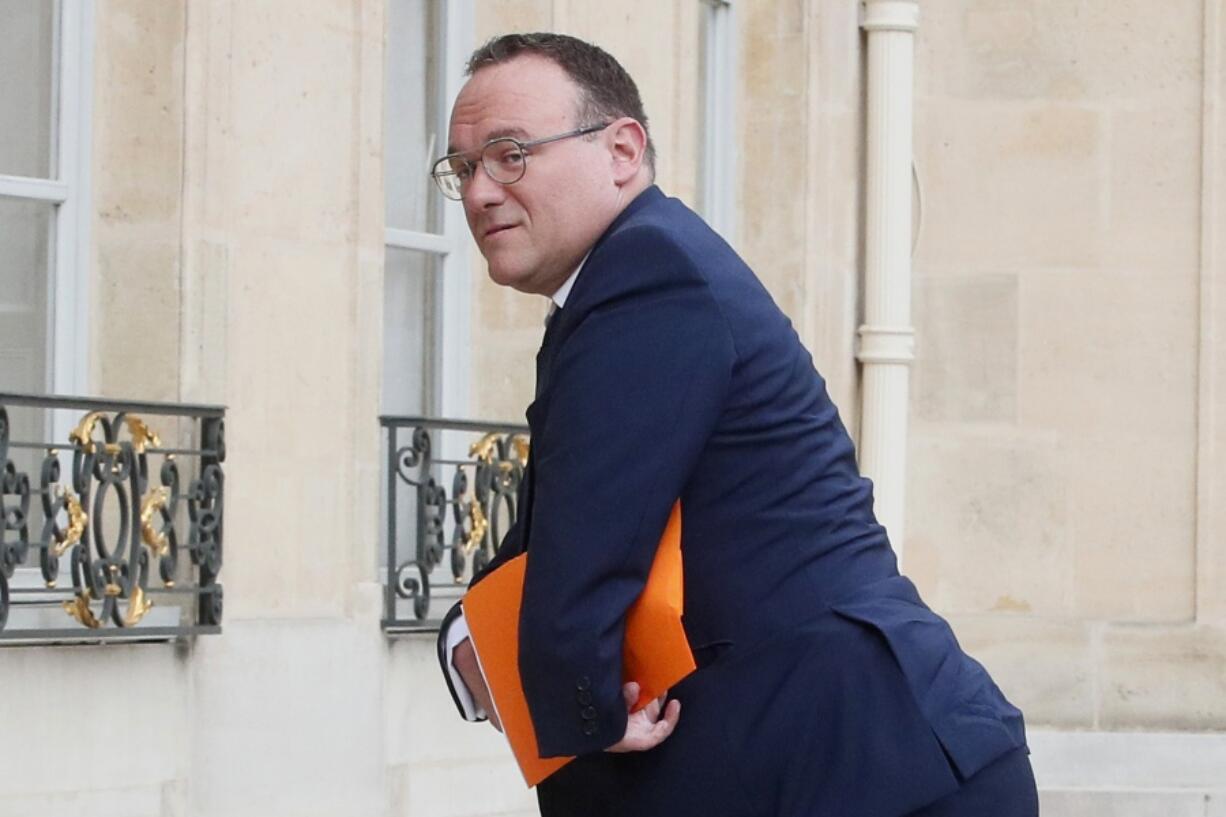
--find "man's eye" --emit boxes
[454,165,473,181]
[494,149,524,167]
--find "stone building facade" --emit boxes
[1,1,1223,815]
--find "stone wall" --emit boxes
[906,0,1226,811]
[2,2,535,815]
[3,1,1224,815]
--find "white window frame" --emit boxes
[0,0,94,594]
[383,0,473,420]
[0,0,94,404]
[700,0,737,242]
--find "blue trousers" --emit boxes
[538,746,1037,817]
[536,607,1031,817]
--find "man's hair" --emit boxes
[466,32,656,174]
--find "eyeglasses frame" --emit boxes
[430,122,612,201]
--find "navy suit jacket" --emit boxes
[439,186,1026,817]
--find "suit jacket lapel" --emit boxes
[518,185,668,552]
[534,306,563,401]
[521,307,562,554]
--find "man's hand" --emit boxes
[452,637,501,732]
[606,682,681,753]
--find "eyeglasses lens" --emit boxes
[483,139,526,185]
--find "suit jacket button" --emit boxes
[576,690,593,705]
[580,706,597,720]
[576,676,592,691]
[582,721,598,736]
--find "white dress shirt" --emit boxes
[444,260,587,721]
[550,261,582,311]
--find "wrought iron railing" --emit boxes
[381,416,528,632]
[0,393,224,643]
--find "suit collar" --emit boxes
[553,185,665,320]
[604,184,665,236]
[528,185,667,427]
[545,186,662,315]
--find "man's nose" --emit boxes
[464,163,506,210]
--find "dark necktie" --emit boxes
[535,305,561,400]
[521,304,562,552]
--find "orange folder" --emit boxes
[463,502,696,787]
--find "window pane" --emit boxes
[385,0,441,233]
[383,246,437,415]
[696,1,711,215]
[380,246,437,571]
[0,0,57,179]
[0,197,53,469]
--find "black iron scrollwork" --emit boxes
[383,419,529,630]
[0,395,225,640]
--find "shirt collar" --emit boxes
[549,252,589,311]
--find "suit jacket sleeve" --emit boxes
[518,227,736,757]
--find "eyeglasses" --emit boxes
[430,123,610,201]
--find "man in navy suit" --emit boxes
[432,32,1038,817]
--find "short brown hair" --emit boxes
[466,32,656,173]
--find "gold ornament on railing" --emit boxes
[124,416,161,454]
[104,564,122,597]
[469,432,499,463]
[50,488,88,559]
[466,503,489,557]
[122,585,152,626]
[69,412,162,456]
[140,486,171,557]
[69,411,105,454]
[511,433,530,467]
[62,590,103,629]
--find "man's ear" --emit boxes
[607,117,648,184]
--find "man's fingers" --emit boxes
[662,698,681,730]
[604,686,681,753]
[614,699,682,752]
[621,681,640,710]
[641,699,681,748]
[653,700,680,736]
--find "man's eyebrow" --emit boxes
[486,126,531,141]
[446,126,531,154]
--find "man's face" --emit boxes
[447,55,621,296]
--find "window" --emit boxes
[0,0,94,450]
[698,0,736,239]
[382,0,472,420]
[380,1,474,589]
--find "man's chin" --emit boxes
[486,263,535,293]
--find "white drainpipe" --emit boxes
[858,0,919,562]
